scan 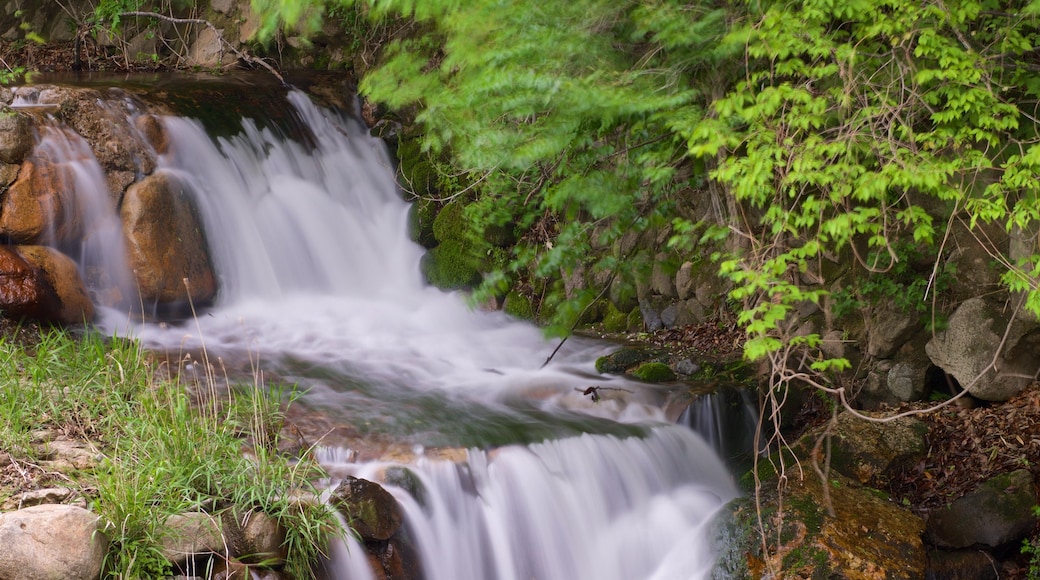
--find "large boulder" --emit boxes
[925,469,1038,549]
[0,504,107,580]
[121,171,216,307]
[0,245,93,325]
[925,298,1040,401]
[714,471,926,579]
[806,411,928,488]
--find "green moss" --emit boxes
[602,302,629,333]
[503,291,535,320]
[408,197,438,248]
[396,138,438,198]
[432,200,470,243]
[631,362,676,383]
[595,347,658,374]
[420,240,482,290]
[626,308,644,331]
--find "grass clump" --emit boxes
[0,328,339,579]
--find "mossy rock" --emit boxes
[715,471,925,579]
[408,197,438,248]
[420,240,482,290]
[602,302,629,333]
[631,361,676,383]
[395,138,438,198]
[626,308,644,332]
[432,200,470,244]
[503,291,535,320]
[595,347,660,374]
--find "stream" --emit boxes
[22,77,740,579]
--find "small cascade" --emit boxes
[323,427,738,580]
[679,386,760,471]
[28,123,137,309]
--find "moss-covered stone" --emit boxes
[432,200,470,244]
[626,307,644,332]
[408,197,438,248]
[503,291,535,320]
[395,138,438,199]
[594,347,660,374]
[602,302,629,333]
[420,240,482,290]
[631,361,676,383]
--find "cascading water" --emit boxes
[67,84,742,579]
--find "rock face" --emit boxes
[0,504,107,580]
[0,159,71,244]
[0,111,32,164]
[121,171,216,306]
[925,298,1040,401]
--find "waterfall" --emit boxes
[60,85,744,578]
[324,427,737,580]
[26,123,137,309]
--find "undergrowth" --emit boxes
[0,328,339,579]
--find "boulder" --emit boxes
[1,159,72,244]
[0,111,32,164]
[161,511,225,563]
[121,171,217,306]
[866,302,921,359]
[0,246,93,325]
[926,298,1040,401]
[330,476,403,542]
[714,472,926,579]
[17,246,95,324]
[221,509,287,565]
[0,504,107,580]
[925,469,1038,549]
[800,411,928,488]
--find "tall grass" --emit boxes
[0,328,339,579]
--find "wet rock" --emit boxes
[330,476,403,542]
[0,111,32,164]
[0,246,93,325]
[1,159,72,244]
[925,469,1038,549]
[135,114,169,156]
[594,346,660,374]
[926,298,1040,401]
[0,504,107,580]
[17,246,95,324]
[122,171,217,306]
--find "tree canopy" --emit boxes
[261,0,1040,373]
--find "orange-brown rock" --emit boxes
[135,114,169,156]
[0,159,75,244]
[0,245,93,325]
[121,171,216,305]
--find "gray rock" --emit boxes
[675,261,695,300]
[867,303,921,359]
[925,469,1037,549]
[925,298,1040,401]
[675,358,701,376]
[161,512,224,563]
[0,504,107,580]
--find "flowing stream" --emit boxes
[32,81,740,579]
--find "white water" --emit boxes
[50,87,741,579]
[30,124,137,309]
